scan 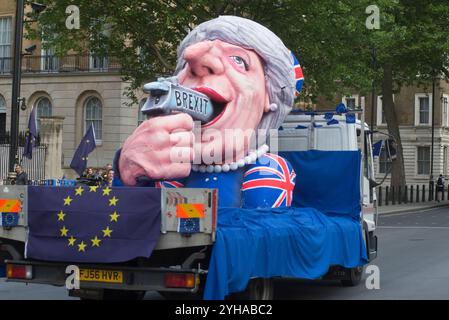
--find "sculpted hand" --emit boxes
[119,113,194,186]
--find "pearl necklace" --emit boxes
[191,144,270,173]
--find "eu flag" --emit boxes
[23,106,38,159]
[372,140,383,157]
[26,186,162,263]
[70,124,97,176]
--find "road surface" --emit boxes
[1,207,449,300]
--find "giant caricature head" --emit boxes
[174,15,302,165]
[118,16,303,185]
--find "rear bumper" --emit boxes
[5,259,204,293]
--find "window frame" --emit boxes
[442,94,449,127]
[84,96,103,143]
[378,145,392,175]
[416,146,431,176]
[342,95,359,110]
[0,16,12,73]
[414,93,432,126]
[0,94,6,113]
[35,96,52,131]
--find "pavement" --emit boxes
[378,199,449,215]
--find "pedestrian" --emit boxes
[15,164,28,185]
[101,169,114,187]
[436,174,445,202]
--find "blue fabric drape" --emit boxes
[203,207,368,300]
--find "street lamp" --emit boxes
[8,0,25,174]
[8,1,45,175]
[430,76,436,200]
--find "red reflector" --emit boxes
[6,265,32,280]
[164,273,195,288]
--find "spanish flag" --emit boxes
[0,199,21,213]
[176,203,205,219]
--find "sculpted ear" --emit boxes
[263,91,271,113]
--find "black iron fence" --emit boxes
[377,183,448,206]
[0,55,121,74]
[0,131,46,181]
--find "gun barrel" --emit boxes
[141,80,214,123]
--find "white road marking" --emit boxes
[378,226,449,229]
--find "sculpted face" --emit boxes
[177,40,270,164]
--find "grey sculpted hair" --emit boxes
[174,15,296,133]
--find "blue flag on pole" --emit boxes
[26,186,162,263]
[22,106,38,159]
[372,140,383,157]
[70,124,97,176]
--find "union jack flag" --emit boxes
[242,153,296,208]
[291,51,304,97]
[155,181,184,188]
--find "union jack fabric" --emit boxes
[290,51,304,97]
[155,181,184,188]
[241,153,296,208]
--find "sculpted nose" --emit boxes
[184,41,224,77]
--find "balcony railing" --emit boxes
[0,55,121,74]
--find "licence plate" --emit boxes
[79,269,123,283]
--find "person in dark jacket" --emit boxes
[436,174,445,202]
[15,164,28,185]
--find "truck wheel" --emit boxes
[341,266,363,287]
[231,278,274,300]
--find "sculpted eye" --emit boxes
[230,56,249,71]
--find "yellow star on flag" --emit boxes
[63,196,73,206]
[91,236,101,247]
[60,226,69,237]
[57,210,66,221]
[102,226,113,238]
[109,196,118,206]
[89,185,99,192]
[75,186,84,196]
[110,211,120,222]
[102,187,112,196]
[68,236,76,246]
[78,241,86,252]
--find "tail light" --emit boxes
[164,273,196,288]
[6,264,33,280]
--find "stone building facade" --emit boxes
[0,0,146,178]
[335,79,449,185]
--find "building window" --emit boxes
[84,97,102,140]
[35,97,52,130]
[0,94,5,112]
[342,95,358,109]
[417,146,431,175]
[415,94,432,125]
[444,146,448,176]
[0,17,12,73]
[0,94,6,136]
[89,55,108,71]
[419,97,429,124]
[41,46,58,72]
[138,98,147,126]
[443,95,449,127]
[379,146,391,174]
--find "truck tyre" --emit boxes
[341,266,363,287]
[230,278,274,300]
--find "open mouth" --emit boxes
[192,86,228,127]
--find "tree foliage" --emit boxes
[26,0,449,186]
